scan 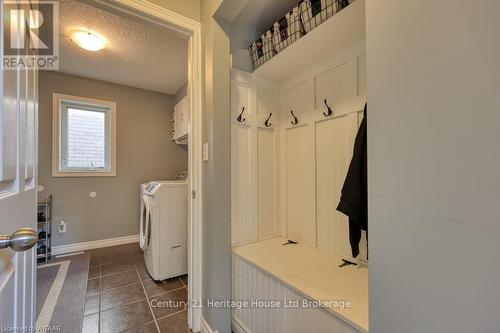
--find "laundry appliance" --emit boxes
[139,180,188,280]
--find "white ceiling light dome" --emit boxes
[70,30,107,52]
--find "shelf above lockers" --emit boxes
[252,0,365,82]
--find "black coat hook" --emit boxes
[323,99,333,117]
[339,259,357,268]
[290,110,298,125]
[236,107,246,122]
[265,113,273,127]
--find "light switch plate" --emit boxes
[59,221,67,233]
[203,142,209,161]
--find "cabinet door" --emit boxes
[173,97,190,139]
[314,63,354,114]
[174,105,181,139]
[180,96,190,136]
[315,113,359,258]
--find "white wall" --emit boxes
[367,1,500,332]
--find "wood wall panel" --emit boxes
[316,113,359,258]
[257,128,277,239]
[285,125,316,246]
[231,124,254,244]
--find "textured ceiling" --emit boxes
[58,0,188,95]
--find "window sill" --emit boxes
[52,170,116,177]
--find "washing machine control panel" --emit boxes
[145,182,160,194]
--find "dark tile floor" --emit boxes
[82,243,189,333]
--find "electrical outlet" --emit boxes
[59,220,67,233]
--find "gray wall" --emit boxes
[367,1,500,332]
[201,1,232,332]
[38,71,188,247]
[128,1,232,331]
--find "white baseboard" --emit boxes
[200,316,218,333]
[52,234,139,255]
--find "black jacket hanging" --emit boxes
[337,103,367,258]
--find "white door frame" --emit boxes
[94,1,203,331]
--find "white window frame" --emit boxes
[52,93,116,177]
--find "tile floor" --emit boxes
[82,243,189,333]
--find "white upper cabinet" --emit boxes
[173,96,190,144]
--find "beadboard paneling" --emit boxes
[232,253,364,333]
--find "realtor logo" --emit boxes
[2,0,59,70]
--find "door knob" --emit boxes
[0,228,37,252]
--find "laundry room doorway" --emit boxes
[83,1,202,331]
[31,0,203,332]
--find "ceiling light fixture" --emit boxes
[70,31,106,52]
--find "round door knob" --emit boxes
[0,228,37,252]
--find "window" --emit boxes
[53,93,116,177]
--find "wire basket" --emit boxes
[249,30,275,70]
[299,0,350,33]
[272,6,305,54]
[248,0,353,70]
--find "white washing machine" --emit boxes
[140,180,188,281]
[139,182,148,227]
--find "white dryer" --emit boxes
[140,180,188,281]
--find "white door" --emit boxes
[0,1,39,331]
